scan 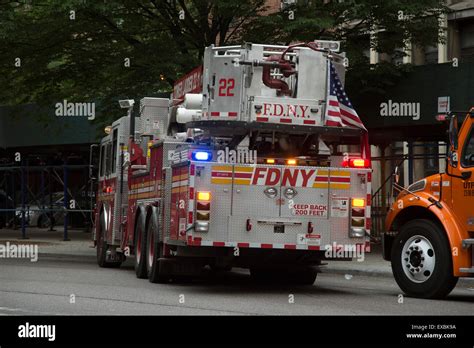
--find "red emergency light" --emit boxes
[342,158,370,168]
[103,186,113,193]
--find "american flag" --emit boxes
[325,62,370,159]
[325,63,366,130]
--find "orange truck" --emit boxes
[384,110,474,299]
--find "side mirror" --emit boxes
[391,166,401,199]
[448,115,459,168]
[394,166,400,185]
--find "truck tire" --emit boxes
[134,214,148,279]
[391,219,458,299]
[146,215,169,283]
[97,212,121,268]
[291,267,318,285]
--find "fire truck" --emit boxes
[385,110,474,298]
[94,42,372,285]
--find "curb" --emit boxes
[38,252,96,261]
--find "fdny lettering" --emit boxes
[262,103,310,118]
[252,168,316,187]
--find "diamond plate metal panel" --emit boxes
[162,167,173,241]
[202,47,244,121]
[139,97,169,137]
[231,166,281,218]
[228,215,330,247]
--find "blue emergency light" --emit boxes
[192,151,212,162]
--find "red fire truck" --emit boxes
[93,42,372,284]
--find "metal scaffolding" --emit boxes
[0,164,96,240]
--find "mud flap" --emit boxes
[158,257,205,277]
[382,232,395,261]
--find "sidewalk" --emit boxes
[0,227,95,258]
[0,227,392,277]
[320,244,392,278]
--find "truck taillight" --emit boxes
[351,198,365,207]
[308,221,314,234]
[196,191,211,232]
[266,158,275,164]
[197,191,211,201]
[286,159,297,166]
[350,198,366,238]
[343,158,370,168]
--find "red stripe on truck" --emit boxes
[212,171,232,178]
[233,173,252,179]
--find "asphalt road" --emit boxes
[0,255,473,315]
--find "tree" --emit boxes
[0,0,448,134]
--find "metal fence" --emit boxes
[370,151,447,241]
[0,164,96,240]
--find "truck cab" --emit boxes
[384,110,474,299]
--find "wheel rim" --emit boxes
[401,234,435,283]
[148,229,154,269]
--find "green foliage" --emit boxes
[0,0,448,134]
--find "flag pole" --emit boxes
[324,52,331,126]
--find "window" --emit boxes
[99,145,105,177]
[424,142,440,176]
[112,128,118,174]
[462,127,474,167]
[105,142,112,175]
